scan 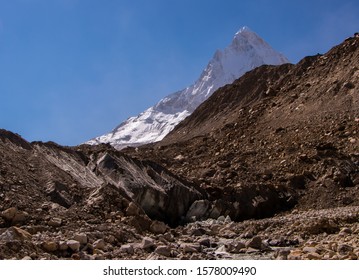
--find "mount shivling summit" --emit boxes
[0,29,358,260]
[87,27,289,149]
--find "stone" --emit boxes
[150,221,167,234]
[328,242,338,252]
[225,241,246,253]
[246,247,260,254]
[58,241,68,251]
[78,251,94,260]
[107,235,116,244]
[275,249,290,260]
[198,238,211,247]
[146,253,160,260]
[180,243,201,253]
[343,81,355,89]
[323,251,336,260]
[0,226,32,242]
[162,232,174,242]
[67,240,81,251]
[48,218,62,227]
[337,244,353,256]
[245,236,263,250]
[268,238,282,247]
[74,233,88,245]
[93,249,104,255]
[186,200,211,221]
[22,256,32,260]
[12,211,28,224]
[190,228,207,236]
[125,202,142,216]
[141,237,155,249]
[304,218,339,234]
[344,253,358,260]
[224,215,232,223]
[306,252,321,260]
[217,216,226,222]
[302,246,319,254]
[42,241,58,252]
[154,245,172,257]
[1,207,17,221]
[120,244,134,255]
[93,239,106,250]
[339,227,352,235]
[287,249,302,260]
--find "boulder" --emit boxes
[338,244,354,256]
[48,218,62,227]
[0,226,32,242]
[67,240,81,251]
[93,239,106,250]
[73,233,88,245]
[120,244,134,255]
[198,238,211,247]
[150,221,167,234]
[58,241,68,251]
[225,241,246,253]
[185,200,211,221]
[12,211,28,224]
[180,243,201,253]
[42,241,58,252]
[125,202,142,216]
[1,207,18,221]
[141,237,155,250]
[154,246,172,257]
[245,236,263,250]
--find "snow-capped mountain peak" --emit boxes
[87,27,289,149]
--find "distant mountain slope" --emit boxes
[87,27,288,149]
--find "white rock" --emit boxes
[67,240,81,251]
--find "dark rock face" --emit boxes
[0,133,202,227]
[93,151,203,225]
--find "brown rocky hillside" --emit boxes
[126,33,359,221]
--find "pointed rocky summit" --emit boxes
[87,27,288,149]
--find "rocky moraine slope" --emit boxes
[0,34,358,260]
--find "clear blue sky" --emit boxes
[1,0,358,146]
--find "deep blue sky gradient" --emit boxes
[1,0,358,145]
